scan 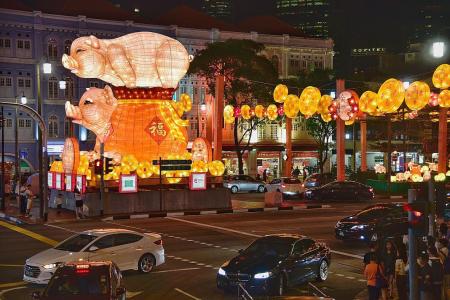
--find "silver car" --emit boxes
[224,175,266,193]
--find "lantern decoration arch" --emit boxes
[405,81,430,111]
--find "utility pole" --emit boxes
[408,188,418,300]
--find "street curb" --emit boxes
[101,204,332,221]
[0,212,25,225]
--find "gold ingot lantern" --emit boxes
[191,160,208,172]
[438,90,450,108]
[432,64,450,89]
[378,79,405,113]
[254,105,265,119]
[273,84,288,103]
[241,105,251,120]
[121,154,139,172]
[136,161,153,178]
[283,94,300,118]
[179,93,192,112]
[266,104,278,121]
[299,86,321,116]
[405,81,430,111]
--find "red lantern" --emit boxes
[429,92,439,107]
[234,107,241,117]
[277,105,284,116]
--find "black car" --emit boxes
[32,261,126,300]
[305,180,374,201]
[335,203,408,242]
[217,234,331,296]
[303,173,334,188]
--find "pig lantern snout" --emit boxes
[62,54,79,72]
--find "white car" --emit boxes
[265,177,305,198]
[24,228,164,284]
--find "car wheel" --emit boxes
[317,260,328,282]
[258,185,266,193]
[138,253,155,273]
[230,186,238,194]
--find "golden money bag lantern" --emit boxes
[191,160,208,172]
[254,105,265,119]
[266,104,278,121]
[432,64,450,89]
[405,81,430,111]
[321,113,332,122]
[273,84,288,103]
[283,94,300,118]
[378,79,405,113]
[299,86,321,117]
[241,105,251,120]
[438,90,450,108]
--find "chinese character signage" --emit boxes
[146,117,168,145]
[55,173,65,190]
[48,172,55,189]
[76,175,87,194]
[189,173,207,190]
[119,174,138,193]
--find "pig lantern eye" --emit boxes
[76,48,86,54]
[84,98,94,105]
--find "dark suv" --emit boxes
[335,203,408,242]
[32,261,126,300]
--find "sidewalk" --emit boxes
[1,195,76,224]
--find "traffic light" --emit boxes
[403,202,429,236]
[104,157,114,174]
[94,159,103,175]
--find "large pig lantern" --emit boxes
[62,32,189,88]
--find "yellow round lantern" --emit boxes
[136,161,153,178]
[359,91,378,114]
[318,95,332,115]
[432,64,450,89]
[345,119,355,126]
[266,104,278,121]
[299,86,321,116]
[378,79,405,113]
[191,160,208,172]
[405,81,430,111]
[434,173,446,182]
[273,84,288,103]
[411,174,423,182]
[321,113,332,122]
[208,160,225,176]
[283,94,300,118]
[180,93,192,112]
[438,90,450,108]
[224,105,235,124]
[241,104,251,120]
[254,105,265,119]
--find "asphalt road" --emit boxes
[0,197,402,300]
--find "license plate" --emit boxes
[338,231,344,237]
[24,269,33,277]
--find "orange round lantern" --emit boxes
[432,64,450,89]
[318,95,333,115]
[273,84,288,103]
[254,105,265,119]
[359,91,380,115]
[378,79,405,113]
[438,89,450,108]
[283,94,300,118]
[241,104,251,120]
[405,81,430,111]
[299,86,321,116]
[266,104,278,121]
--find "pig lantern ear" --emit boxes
[85,35,100,49]
[103,85,117,107]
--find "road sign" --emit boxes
[153,159,192,171]
[189,173,207,190]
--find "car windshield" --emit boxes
[356,207,390,221]
[243,238,293,257]
[55,234,98,252]
[283,178,301,184]
[44,268,109,296]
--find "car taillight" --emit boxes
[281,184,286,188]
[154,239,163,246]
[76,269,90,274]
[369,188,374,192]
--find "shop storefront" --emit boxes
[222,151,248,175]
[293,151,318,176]
[257,151,280,181]
[47,141,65,164]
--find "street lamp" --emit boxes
[14,93,27,195]
[59,80,66,90]
[20,92,27,105]
[432,41,445,58]
[43,62,52,74]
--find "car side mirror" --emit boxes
[88,245,99,252]
[31,291,41,300]
[116,286,126,296]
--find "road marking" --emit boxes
[308,282,329,298]
[0,282,26,289]
[0,220,58,246]
[166,217,364,259]
[165,255,217,269]
[0,286,27,298]
[45,223,78,233]
[126,290,144,298]
[174,288,202,300]
[153,267,200,274]
[0,264,23,268]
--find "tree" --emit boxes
[305,116,335,175]
[188,39,277,174]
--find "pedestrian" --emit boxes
[292,166,300,178]
[364,241,379,266]
[74,187,84,219]
[24,184,34,217]
[364,257,383,300]
[56,191,63,215]
[429,246,444,300]
[262,169,267,182]
[418,253,433,300]
[19,182,27,214]
[395,246,408,300]
[440,223,449,239]
[437,238,449,263]
[381,240,397,299]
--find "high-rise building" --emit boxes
[201,0,233,21]
[276,0,330,38]
[410,0,450,44]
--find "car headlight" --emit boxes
[351,224,368,230]
[254,271,272,279]
[43,262,62,270]
[218,268,226,276]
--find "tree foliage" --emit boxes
[305,116,335,175]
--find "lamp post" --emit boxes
[15,93,27,195]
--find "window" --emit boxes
[271,55,279,72]
[48,76,58,99]
[113,234,142,246]
[25,119,31,127]
[48,39,57,59]
[258,124,265,140]
[18,119,25,127]
[64,119,71,137]
[0,38,11,48]
[5,119,12,127]
[17,40,23,49]
[92,235,114,250]
[64,40,72,55]
[292,239,316,254]
[64,77,74,98]
[18,78,24,88]
[270,123,278,140]
[89,81,99,88]
[48,115,59,137]
[0,76,12,87]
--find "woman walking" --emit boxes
[74,187,84,219]
[364,257,384,300]
[381,240,397,299]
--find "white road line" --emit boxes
[45,223,78,233]
[166,217,364,259]
[308,282,329,298]
[153,267,200,274]
[358,279,366,282]
[336,273,345,277]
[174,288,202,300]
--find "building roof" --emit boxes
[152,4,237,31]
[237,15,306,37]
